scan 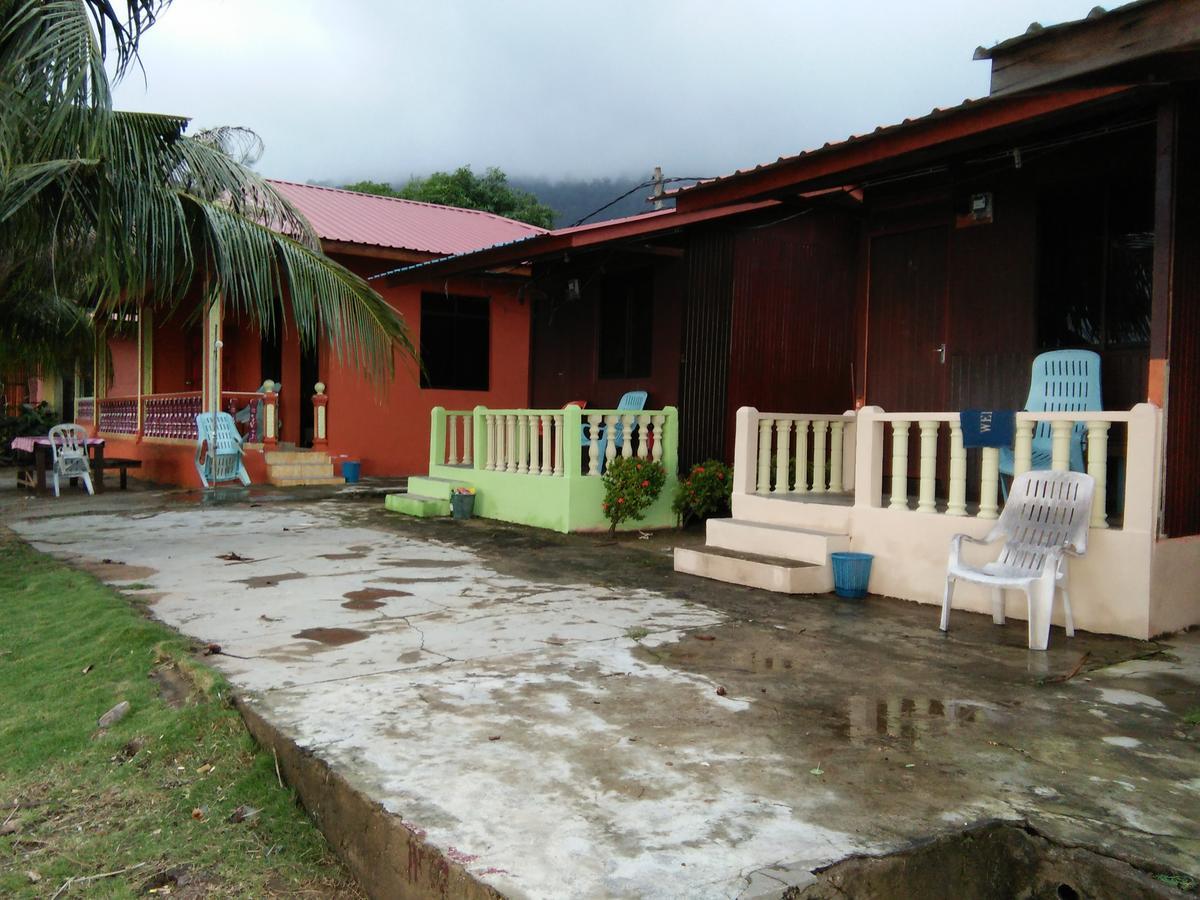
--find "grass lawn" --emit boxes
[0,530,360,898]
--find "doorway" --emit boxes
[298,341,318,448]
[865,226,949,410]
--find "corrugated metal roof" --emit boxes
[266,179,547,256]
[973,0,1154,60]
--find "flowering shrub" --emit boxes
[601,457,667,534]
[672,459,733,527]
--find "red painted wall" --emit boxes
[323,256,531,475]
[107,337,139,396]
[99,251,532,484]
[151,313,201,393]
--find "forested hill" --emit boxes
[507,176,668,227]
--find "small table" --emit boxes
[11,436,107,495]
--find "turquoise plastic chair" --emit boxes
[195,412,251,487]
[999,350,1102,480]
[580,391,648,468]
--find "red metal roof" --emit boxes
[267,179,546,256]
[671,86,1134,212]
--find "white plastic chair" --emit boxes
[939,470,1094,651]
[48,423,94,497]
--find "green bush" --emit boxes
[672,459,733,527]
[601,457,667,534]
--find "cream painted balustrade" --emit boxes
[439,411,476,467]
[733,409,857,497]
[75,396,94,424]
[852,405,1161,531]
[430,405,679,480]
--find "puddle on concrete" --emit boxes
[381,559,467,569]
[831,695,995,745]
[791,820,1187,899]
[320,551,368,560]
[81,561,158,582]
[341,598,386,610]
[343,588,412,603]
[370,575,459,585]
[293,627,368,646]
[236,572,307,589]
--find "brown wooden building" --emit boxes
[380,0,1200,541]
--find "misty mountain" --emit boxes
[507,175,669,228]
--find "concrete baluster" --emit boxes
[485,414,496,471]
[621,413,634,459]
[554,414,565,477]
[540,415,552,475]
[947,420,967,516]
[605,414,619,470]
[917,420,939,514]
[505,414,518,473]
[774,419,792,493]
[1087,421,1110,528]
[463,416,473,466]
[516,414,528,474]
[794,420,809,492]
[652,415,665,464]
[636,413,650,459]
[528,414,540,475]
[979,448,1000,519]
[587,413,602,476]
[448,414,458,465]
[829,420,845,492]
[1014,418,1034,476]
[756,417,772,492]
[889,421,910,509]
[812,420,828,493]
[1050,420,1072,472]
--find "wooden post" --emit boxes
[312,382,328,450]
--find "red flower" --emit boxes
[716,472,725,480]
[618,497,625,504]
[641,480,649,488]
[636,464,642,471]
[696,466,705,474]
[602,502,609,510]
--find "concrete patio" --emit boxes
[7,487,1199,898]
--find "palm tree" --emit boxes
[0,0,412,374]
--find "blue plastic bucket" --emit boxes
[342,460,361,484]
[830,551,873,599]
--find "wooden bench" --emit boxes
[97,457,142,489]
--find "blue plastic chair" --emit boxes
[999,350,1102,481]
[195,412,251,487]
[580,391,648,467]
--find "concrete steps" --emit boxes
[674,517,849,595]
[264,449,340,486]
[674,545,833,594]
[706,518,849,564]
[384,493,450,517]
[384,475,473,518]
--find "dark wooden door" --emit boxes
[866,226,949,411]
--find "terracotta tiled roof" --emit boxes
[267,179,547,256]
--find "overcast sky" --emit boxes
[112,0,1103,186]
